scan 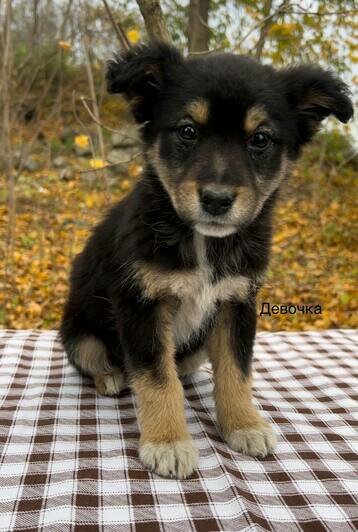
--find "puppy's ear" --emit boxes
[280,66,354,145]
[106,41,183,123]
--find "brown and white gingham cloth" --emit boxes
[0,329,357,531]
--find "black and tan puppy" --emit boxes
[60,42,353,478]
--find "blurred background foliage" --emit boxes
[0,0,357,331]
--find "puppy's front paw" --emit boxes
[139,439,198,479]
[225,423,277,458]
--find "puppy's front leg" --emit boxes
[119,299,198,479]
[208,301,276,457]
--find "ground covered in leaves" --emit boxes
[0,138,356,332]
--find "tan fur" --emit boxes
[147,141,201,221]
[129,302,198,477]
[94,369,125,396]
[225,425,276,457]
[132,372,189,444]
[134,262,199,299]
[134,261,250,302]
[201,182,233,196]
[134,236,250,352]
[253,154,292,217]
[139,440,198,479]
[175,180,200,218]
[74,336,110,376]
[244,104,268,133]
[147,138,291,230]
[147,141,175,196]
[231,185,257,225]
[256,152,291,190]
[185,98,210,124]
[207,303,264,436]
[130,303,189,445]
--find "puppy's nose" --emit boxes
[200,189,235,216]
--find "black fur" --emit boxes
[60,42,353,382]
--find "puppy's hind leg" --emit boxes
[94,368,125,396]
[67,335,126,396]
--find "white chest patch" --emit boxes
[134,234,251,348]
[172,234,250,348]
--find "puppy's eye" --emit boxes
[177,124,197,141]
[248,132,271,150]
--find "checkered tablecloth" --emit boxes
[0,329,357,531]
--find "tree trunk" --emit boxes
[136,0,170,42]
[1,0,15,255]
[188,0,210,54]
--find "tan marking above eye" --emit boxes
[244,104,269,133]
[185,98,210,124]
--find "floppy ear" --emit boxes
[280,66,354,145]
[106,41,183,123]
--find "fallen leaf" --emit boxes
[58,40,72,52]
[74,134,89,148]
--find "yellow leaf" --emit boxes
[85,193,99,208]
[28,301,41,316]
[128,162,142,178]
[121,179,131,191]
[58,40,72,52]
[89,158,106,169]
[74,134,89,148]
[127,29,140,44]
[269,22,299,38]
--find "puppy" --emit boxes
[60,42,353,479]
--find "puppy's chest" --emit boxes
[172,267,216,347]
[172,236,249,347]
[135,235,251,346]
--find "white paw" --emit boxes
[140,439,198,479]
[226,424,277,458]
[94,370,125,396]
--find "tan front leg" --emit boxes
[129,303,198,479]
[208,302,276,457]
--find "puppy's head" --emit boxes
[107,42,353,237]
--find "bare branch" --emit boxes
[254,0,274,60]
[101,0,130,50]
[72,90,97,159]
[79,151,142,175]
[288,4,358,16]
[235,0,288,53]
[82,29,108,191]
[80,96,140,143]
[58,0,75,39]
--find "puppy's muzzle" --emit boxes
[199,188,235,216]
